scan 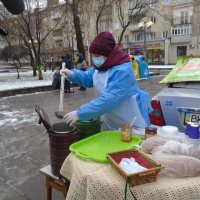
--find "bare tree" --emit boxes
[2,0,67,77]
[65,0,86,59]
[91,0,115,34]
[115,0,159,45]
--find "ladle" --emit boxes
[55,62,65,119]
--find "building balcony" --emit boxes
[171,24,192,43]
[171,24,192,35]
[127,23,140,32]
[172,0,193,7]
[171,34,192,43]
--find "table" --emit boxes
[39,165,69,200]
[60,153,200,200]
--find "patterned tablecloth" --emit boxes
[60,153,200,200]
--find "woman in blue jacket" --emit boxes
[61,31,152,130]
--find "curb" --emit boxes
[0,83,79,98]
[149,72,160,76]
[0,85,54,98]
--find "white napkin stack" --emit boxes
[119,157,147,174]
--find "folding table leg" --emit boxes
[46,176,52,200]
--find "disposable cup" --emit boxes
[188,124,200,139]
[185,122,194,136]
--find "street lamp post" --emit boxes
[138,17,153,62]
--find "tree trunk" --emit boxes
[13,60,20,79]
[71,1,86,59]
[30,54,37,76]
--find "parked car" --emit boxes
[149,81,200,133]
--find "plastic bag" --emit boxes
[152,151,200,178]
[141,135,172,154]
[156,140,194,156]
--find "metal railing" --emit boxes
[171,24,192,35]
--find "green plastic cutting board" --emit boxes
[69,131,142,163]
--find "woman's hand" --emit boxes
[60,69,73,77]
[63,110,79,126]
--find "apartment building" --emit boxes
[110,0,172,65]
[94,0,200,64]
[170,0,200,63]
[46,0,194,65]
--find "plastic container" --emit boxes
[135,55,150,79]
[35,105,79,176]
[188,124,200,149]
[158,125,179,139]
[145,126,157,139]
[75,118,102,140]
[121,124,132,142]
[185,122,195,136]
[130,55,140,79]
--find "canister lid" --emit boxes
[35,105,52,132]
[145,126,157,131]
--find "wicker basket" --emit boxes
[107,148,164,187]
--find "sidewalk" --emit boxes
[0,66,171,98]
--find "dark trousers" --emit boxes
[64,80,70,91]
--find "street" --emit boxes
[0,74,168,200]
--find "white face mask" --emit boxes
[92,56,104,68]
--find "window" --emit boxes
[53,29,62,37]
[150,0,155,8]
[124,35,129,42]
[124,6,129,13]
[162,31,168,38]
[163,0,169,5]
[150,16,156,23]
[163,14,169,22]
[150,32,156,39]
[135,33,142,41]
[177,46,187,57]
[56,40,63,48]
[129,0,136,9]
[181,11,189,24]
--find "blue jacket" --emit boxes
[67,61,152,129]
[61,54,72,69]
